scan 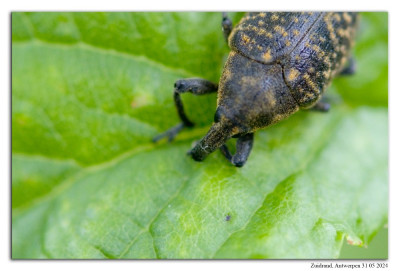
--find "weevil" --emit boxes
[153,12,359,167]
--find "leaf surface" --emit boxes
[12,12,388,259]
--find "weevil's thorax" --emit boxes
[229,12,359,109]
[216,51,299,135]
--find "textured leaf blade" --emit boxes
[12,108,387,259]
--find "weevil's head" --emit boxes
[188,51,301,162]
[215,51,299,137]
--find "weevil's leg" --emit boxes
[222,12,233,43]
[339,57,356,76]
[219,144,233,161]
[152,123,185,142]
[152,78,218,143]
[232,133,254,167]
[219,133,254,167]
[310,100,331,112]
[174,78,218,126]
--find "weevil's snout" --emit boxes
[189,148,208,162]
[189,121,233,162]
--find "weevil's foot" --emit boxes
[310,102,330,112]
[219,144,246,167]
[152,123,185,143]
[222,12,233,42]
[231,156,246,167]
[222,13,232,30]
[339,57,356,76]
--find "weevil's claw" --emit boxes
[152,123,185,143]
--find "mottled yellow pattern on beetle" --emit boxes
[323,70,330,79]
[271,14,279,21]
[288,68,300,81]
[324,13,339,47]
[337,27,354,39]
[242,34,251,44]
[263,49,272,61]
[303,73,319,94]
[343,12,352,23]
[334,13,342,21]
[312,44,325,59]
[228,11,358,110]
[274,25,288,37]
[231,126,240,135]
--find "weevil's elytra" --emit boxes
[153,12,359,167]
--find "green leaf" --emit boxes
[12,12,388,259]
[333,12,388,107]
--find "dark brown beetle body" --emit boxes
[154,12,359,167]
